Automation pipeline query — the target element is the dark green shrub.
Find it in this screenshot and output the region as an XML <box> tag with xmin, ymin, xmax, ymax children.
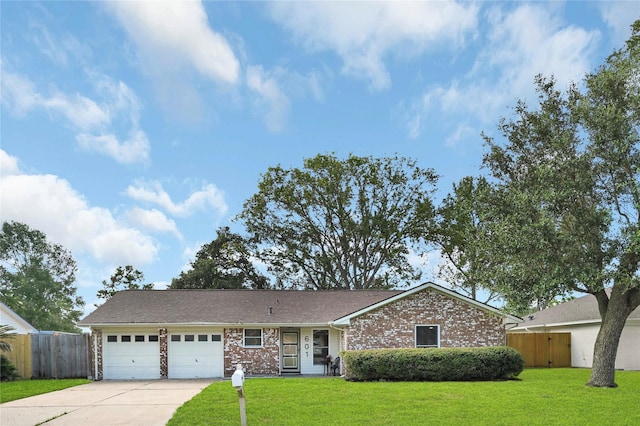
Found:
<box><xmin>340</xmin><ymin>346</ymin><xmax>524</xmax><ymax>382</ymax></box>
<box><xmin>1</xmin><ymin>355</ymin><xmax>20</xmax><ymax>381</ymax></box>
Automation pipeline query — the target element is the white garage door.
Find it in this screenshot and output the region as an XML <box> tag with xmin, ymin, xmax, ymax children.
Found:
<box><xmin>168</xmin><ymin>332</ymin><xmax>224</xmax><ymax>378</ymax></box>
<box><xmin>103</xmin><ymin>333</ymin><xmax>160</xmax><ymax>380</ymax></box>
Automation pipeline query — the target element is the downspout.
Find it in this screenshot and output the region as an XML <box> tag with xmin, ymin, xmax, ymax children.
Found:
<box><xmin>328</xmin><ymin>321</ymin><xmax>348</xmax><ymax>374</ymax></box>
<box><xmin>328</xmin><ymin>321</ymin><xmax>347</xmax><ymax>351</ymax></box>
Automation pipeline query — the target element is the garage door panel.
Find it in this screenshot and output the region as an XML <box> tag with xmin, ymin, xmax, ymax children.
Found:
<box><xmin>104</xmin><ymin>334</ymin><xmax>160</xmax><ymax>380</ymax></box>
<box><xmin>168</xmin><ymin>333</ymin><xmax>223</xmax><ymax>378</ymax></box>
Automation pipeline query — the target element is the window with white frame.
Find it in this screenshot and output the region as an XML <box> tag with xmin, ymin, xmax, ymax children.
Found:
<box><xmin>244</xmin><ymin>329</ymin><xmax>262</xmax><ymax>347</ymax></box>
<box><xmin>415</xmin><ymin>325</ymin><xmax>439</xmax><ymax>348</ymax></box>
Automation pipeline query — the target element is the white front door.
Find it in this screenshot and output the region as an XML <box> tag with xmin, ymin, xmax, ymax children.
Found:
<box><xmin>103</xmin><ymin>333</ymin><xmax>160</xmax><ymax>380</ymax></box>
<box><xmin>168</xmin><ymin>332</ymin><xmax>223</xmax><ymax>378</ymax></box>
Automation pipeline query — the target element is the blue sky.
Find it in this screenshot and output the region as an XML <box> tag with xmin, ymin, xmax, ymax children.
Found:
<box><xmin>1</xmin><ymin>1</ymin><xmax>637</xmax><ymax>316</ymax></box>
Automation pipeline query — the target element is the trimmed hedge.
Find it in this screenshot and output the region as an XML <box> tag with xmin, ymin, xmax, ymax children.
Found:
<box><xmin>340</xmin><ymin>346</ymin><xmax>524</xmax><ymax>382</ymax></box>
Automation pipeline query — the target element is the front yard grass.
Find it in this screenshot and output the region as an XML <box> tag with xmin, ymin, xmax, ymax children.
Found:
<box><xmin>168</xmin><ymin>369</ymin><xmax>640</xmax><ymax>425</ymax></box>
<box><xmin>0</xmin><ymin>378</ymin><xmax>90</xmax><ymax>403</ymax></box>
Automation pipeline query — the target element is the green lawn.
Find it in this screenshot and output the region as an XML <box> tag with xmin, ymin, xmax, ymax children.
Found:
<box><xmin>0</xmin><ymin>378</ymin><xmax>91</xmax><ymax>403</ymax></box>
<box><xmin>168</xmin><ymin>369</ymin><xmax>640</xmax><ymax>426</ymax></box>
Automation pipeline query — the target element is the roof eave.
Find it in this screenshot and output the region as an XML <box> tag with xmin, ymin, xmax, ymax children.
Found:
<box><xmin>80</xmin><ymin>321</ymin><xmax>334</xmax><ymax>328</ymax></box>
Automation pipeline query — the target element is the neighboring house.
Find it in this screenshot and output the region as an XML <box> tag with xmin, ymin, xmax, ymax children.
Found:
<box><xmin>79</xmin><ymin>282</ymin><xmax>522</xmax><ymax>380</ymax></box>
<box><xmin>1</xmin><ymin>302</ymin><xmax>38</xmax><ymax>334</ymax></box>
<box><xmin>509</xmin><ymin>291</ymin><xmax>640</xmax><ymax>370</ymax></box>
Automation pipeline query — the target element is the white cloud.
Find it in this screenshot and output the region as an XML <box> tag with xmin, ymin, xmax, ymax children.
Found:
<box><xmin>246</xmin><ymin>65</ymin><xmax>290</xmax><ymax>132</ymax></box>
<box><xmin>0</xmin><ymin>150</ymin><xmax>159</xmax><ymax>266</ymax></box>
<box><xmin>126</xmin><ymin>208</ymin><xmax>182</xmax><ymax>240</ymax></box>
<box><xmin>246</xmin><ymin>65</ymin><xmax>325</xmax><ymax>132</ymax></box>
<box><xmin>0</xmin><ymin>66</ymin><xmax>150</xmax><ymax>164</ymax></box>
<box><xmin>483</xmin><ymin>5</ymin><xmax>598</xmax><ymax>91</ymax></box>
<box><xmin>104</xmin><ymin>0</ymin><xmax>240</xmax><ymax>119</ymax></box>
<box><xmin>0</xmin><ymin>150</ymin><xmax>20</xmax><ymax>176</ymax></box>
<box><xmin>1</xmin><ymin>67</ymin><xmax>109</xmax><ymax>130</ymax></box>
<box><xmin>76</xmin><ymin>130</ymin><xmax>150</xmax><ymax>165</ymax></box>
<box><xmin>405</xmin><ymin>4</ymin><xmax>599</xmax><ymax>139</ymax></box>
<box><xmin>29</xmin><ymin>21</ymin><xmax>89</xmax><ymax>67</ymax></box>
<box><xmin>106</xmin><ymin>0</ymin><xmax>239</xmax><ymax>85</ymax></box>
<box><xmin>0</xmin><ymin>68</ymin><xmax>44</xmax><ymax>115</ymax></box>
<box><xmin>268</xmin><ymin>1</ymin><xmax>478</xmax><ymax>91</ymax></box>
<box><xmin>42</xmin><ymin>91</ymin><xmax>111</xmax><ymax>131</ymax></box>
<box><xmin>125</xmin><ymin>180</ymin><xmax>228</xmax><ymax>217</ymax></box>
<box><xmin>598</xmin><ymin>1</ymin><xmax>638</xmax><ymax>46</ymax></box>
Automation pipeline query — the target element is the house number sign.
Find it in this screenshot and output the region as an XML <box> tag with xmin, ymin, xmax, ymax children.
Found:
<box><xmin>304</xmin><ymin>336</ymin><xmax>310</xmax><ymax>356</ymax></box>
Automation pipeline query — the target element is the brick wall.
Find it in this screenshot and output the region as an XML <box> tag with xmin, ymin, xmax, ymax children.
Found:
<box><xmin>95</xmin><ymin>329</ymin><xmax>103</xmax><ymax>380</ymax></box>
<box><xmin>346</xmin><ymin>288</ymin><xmax>505</xmax><ymax>350</ymax></box>
<box><xmin>159</xmin><ymin>328</ymin><xmax>168</xmax><ymax>378</ymax></box>
<box><xmin>224</xmin><ymin>327</ymin><xmax>280</xmax><ymax>376</ymax></box>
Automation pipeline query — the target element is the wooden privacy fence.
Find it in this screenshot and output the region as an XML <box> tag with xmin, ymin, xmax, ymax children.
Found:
<box><xmin>507</xmin><ymin>332</ymin><xmax>571</xmax><ymax>368</ymax></box>
<box><xmin>1</xmin><ymin>333</ymin><xmax>91</xmax><ymax>379</ymax></box>
<box><xmin>1</xmin><ymin>334</ymin><xmax>32</xmax><ymax>378</ymax></box>
<box><xmin>31</xmin><ymin>333</ymin><xmax>91</xmax><ymax>379</ymax></box>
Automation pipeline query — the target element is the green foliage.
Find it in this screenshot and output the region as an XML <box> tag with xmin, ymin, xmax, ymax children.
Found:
<box><xmin>478</xmin><ymin>20</ymin><xmax>640</xmax><ymax>387</ymax></box>
<box><xmin>434</xmin><ymin>176</ymin><xmax>500</xmax><ymax>303</ymax></box>
<box><xmin>0</xmin><ymin>221</ymin><xmax>83</xmax><ymax>332</ymax></box>
<box><xmin>0</xmin><ymin>378</ymin><xmax>90</xmax><ymax>403</ymax></box>
<box><xmin>340</xmin><ymin>347</ymin><xmax>524</xmax><ymax>382</ymax></box>
<box><xmin>0</xmin><ymin>324</ymin><xmax>16</xmax><ymax>352</ymax></box>
<box><xmin>96</xmin><ymin>265</ymin><xmax>152</xmax><ymax>303</ymax></box>
<box><xmin>237</xmin><ymin>153</ymin><xmax>438</xmax><ymax>289</ymax></box>
<box><xmin>167</xmin><ymin>370</ymin><xmax>640</xmax><ymax>426</ymax></box>
<box><xmin>170</xmin><ymin>227</ymin><xmax>270</xmax><ymax>289</ymax></box>
<box><xmin>0</xmin><ymin>355</ymin><xmax>20</xmax><ymax>381</ymax></box>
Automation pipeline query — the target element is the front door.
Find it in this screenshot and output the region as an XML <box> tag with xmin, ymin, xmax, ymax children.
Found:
<box><xmin>281</xmin><ymin>330</ymin><xmax>300</xmax><ymax>373</ymax></box>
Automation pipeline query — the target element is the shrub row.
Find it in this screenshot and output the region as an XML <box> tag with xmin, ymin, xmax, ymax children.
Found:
<box><xmin>340</xmin><ymin>346</ymin><xmax>524</xmax><ymax>382</ymax></box>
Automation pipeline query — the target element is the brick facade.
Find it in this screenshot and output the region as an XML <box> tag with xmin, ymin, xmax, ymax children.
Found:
<box><xmin>91</xmin><ymin>329</ymin><xmax>103</xmax><ymax>380</ymax></box>
<box><xmin>159</xmin><ymin>328</ymin><xmax>168</xmax><ymax>378</ymax></box>
<box><xmin>346</xmin><ymin>288</ymin><xmax>506</xmax><ymax>350</ymax></box>
<box><xmin>224</xmin><ymin>327</ymin><xmax>280</xmax><ymax>376</ymax></box>
<box><xmin>88</xmin><ymin>286</ymin><xmax>511</xmax><ymax>379</ymax></box>
<box><xmin>95</xmin><ymin>330</ymin><xmax>103</xmax><ymax>380</ymax></box>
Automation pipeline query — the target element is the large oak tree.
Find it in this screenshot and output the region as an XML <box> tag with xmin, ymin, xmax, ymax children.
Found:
<box><xmin>237</xmin><ymin>153</ymin><xmax>438</xmax><ymax>290</ymax></box>
<box><xmin>481</xmin><ymin>21</ymin><xmax>640</xmax><ymax>387</ymax></box>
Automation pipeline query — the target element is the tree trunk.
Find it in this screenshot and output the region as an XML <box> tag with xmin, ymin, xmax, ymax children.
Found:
<box><xmin>586</xmin><ymin>288</ymin><xmax>635</xmax><ymax>387</ymax></box>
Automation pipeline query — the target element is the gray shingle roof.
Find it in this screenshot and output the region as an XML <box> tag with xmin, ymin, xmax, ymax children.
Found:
<box><xmin>79</xmin><ymin>289</ymin><xmax>403</xmax><ymax>326</ymax></box>
<box><xmin>513</xmin><ymin>290</ymin><xmax>640</xmax><ymax>329</ymax></box>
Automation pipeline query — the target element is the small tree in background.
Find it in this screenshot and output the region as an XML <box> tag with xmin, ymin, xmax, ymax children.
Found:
<box><xmin>97</xmin><ymin>265</ymin><xmax>153</xmax><ymax>304</ymax></box>
<box><xmin>170</xmin><ymin>227</ymin><xmax>270</xmax><ymax>289</ymax></box>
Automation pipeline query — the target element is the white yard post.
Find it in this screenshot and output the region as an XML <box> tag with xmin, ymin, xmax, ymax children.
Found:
<box><xmin>231</xmin><ymin>363</ymin><xmax>247</xmax><ymax>426</ymax></box>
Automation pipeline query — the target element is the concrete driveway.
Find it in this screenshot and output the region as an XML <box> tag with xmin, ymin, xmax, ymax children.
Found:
<box><xmin>0</xmin><ymin>379</ymin><xmax>216</xmax><ymax>426</ymax></box>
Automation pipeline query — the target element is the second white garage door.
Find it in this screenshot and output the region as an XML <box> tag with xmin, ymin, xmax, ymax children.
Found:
<box><xmin>168</xmin><ymin>332</ymin><xmax>224</xmax><ymax>378</ymax></box>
